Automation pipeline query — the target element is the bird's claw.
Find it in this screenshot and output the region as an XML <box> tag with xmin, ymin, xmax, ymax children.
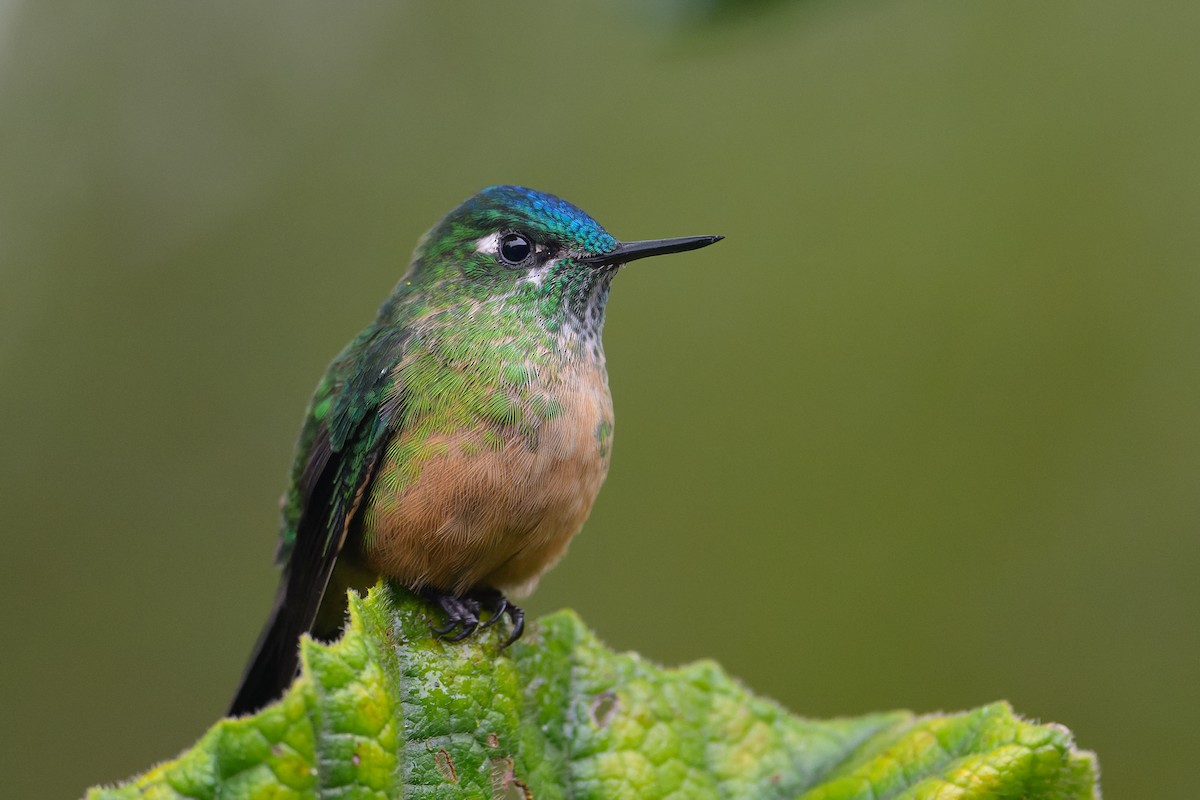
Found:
<box><xmin>474</xmin><ymin>589</ymin><xmax>524</xmax><ymax>647</ymax></box>
<box><xmin>499</xmin><ymin>604</ymin><xmax>524</xmax><ymax>648</ymax></box>
<box><xmin>427</xmin><ymin>593</ymin><xmax>481</xmax><ymax>640</ymax></box>
<box><xmin>422</xmin><ymin>587</ymin><xmax>525</xmax><ymax>647</ymax></box>
<box><xmin>478</xmin><ymin>594</ymin><xmax>508</xmax><ymax>629</ymax></box>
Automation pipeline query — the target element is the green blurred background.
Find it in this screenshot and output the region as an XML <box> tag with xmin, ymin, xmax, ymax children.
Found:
<box><xmin>2</xmin><ymin>2</ymin><xmax>1196</xmax><ymax>796</ymax></box>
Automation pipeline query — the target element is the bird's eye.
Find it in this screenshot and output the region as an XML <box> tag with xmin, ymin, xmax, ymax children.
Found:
<box><xmin>499</xmin><ymin>232</ymin><xmax>533</xmax><ymax>266</ymax></box>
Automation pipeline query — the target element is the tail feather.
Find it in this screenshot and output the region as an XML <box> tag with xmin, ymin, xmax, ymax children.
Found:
<box><xmin>227</xmin><ymin>583</ymin><xmax>299</xmax><ymax>716</ymax></box>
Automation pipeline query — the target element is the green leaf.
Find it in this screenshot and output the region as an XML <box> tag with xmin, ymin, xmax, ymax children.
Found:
<box><xmin>87</xmin><ymin>584</ymin><xmax>1099</xmax><ymax>799</ymax></box>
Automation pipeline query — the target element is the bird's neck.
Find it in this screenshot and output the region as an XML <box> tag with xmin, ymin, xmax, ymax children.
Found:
<box><xmin>386</xmin><ymin>272</ymin><xmax>614</xmax><ymax>371</ymax></box>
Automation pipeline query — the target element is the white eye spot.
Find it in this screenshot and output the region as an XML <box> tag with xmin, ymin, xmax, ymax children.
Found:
<box><xmin>475</xmin><ymin>232</ymin><xmax>500</xmax><ymax>255</ymax></box>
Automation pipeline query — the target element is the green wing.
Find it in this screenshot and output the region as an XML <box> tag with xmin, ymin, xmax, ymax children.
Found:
<box><xmin>228</xmin><ymin>322</ymin><xmax>410</xmax><ymax>715</ymax></box>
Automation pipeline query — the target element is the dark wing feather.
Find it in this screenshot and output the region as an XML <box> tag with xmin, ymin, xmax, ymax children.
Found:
<box><xmin>228</xmin><ymin>326</ymin><xmax>408</xmax><ymax>715</ymax></box>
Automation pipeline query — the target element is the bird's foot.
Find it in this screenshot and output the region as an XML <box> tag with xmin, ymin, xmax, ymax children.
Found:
<box><xmin>420</xmin><ymin>587</ymin><xmax>525</xmax><ymax>648</ymax></box>
<box><xmin>471</xmin><ymin>588</ymin><xmax>525</xmax><ymax>648</ymax></box>
<box><xmin>422</xmin><ymin>589</ymin><xmax>482</xmax><ymax>641</ymax></box>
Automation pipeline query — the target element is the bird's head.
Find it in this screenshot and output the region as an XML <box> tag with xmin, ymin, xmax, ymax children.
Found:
<box><xmin>398</xmin><ymin>185</ymin><xmax>721</xmax><ymax>332</ymax></box>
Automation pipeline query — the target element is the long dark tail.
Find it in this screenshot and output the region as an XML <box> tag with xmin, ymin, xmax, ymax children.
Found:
<box><xmin>227</xmin><ymin>582</ymin><xmax>300</xmax><ymax>716</ymax></box>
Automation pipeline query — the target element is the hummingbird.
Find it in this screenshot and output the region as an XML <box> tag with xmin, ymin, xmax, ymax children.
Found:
<box><xmin>228</xmin><ymin>185</ymin><xmax>722</xmax><ymax>715</ymax></box>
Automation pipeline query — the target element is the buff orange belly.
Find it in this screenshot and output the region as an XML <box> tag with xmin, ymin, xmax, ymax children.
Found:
<box><xmin>359</xmin><ymin>372</ymin><xmax>613</xmax><ymax>597</ymax></box>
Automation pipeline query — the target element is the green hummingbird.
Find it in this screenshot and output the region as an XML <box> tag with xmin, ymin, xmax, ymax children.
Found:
<box><xmin>229</xmin><ymin>185</ymin><xmax>722</xmax><ymax>715</ymax></box>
